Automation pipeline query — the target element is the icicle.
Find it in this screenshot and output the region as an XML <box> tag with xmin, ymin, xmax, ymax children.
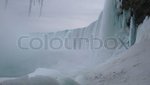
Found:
<box><xmin>129</xmin><ymin>16</ymin><xmax>136</xmax><ymax>46</ymax></box>
<box><xmin>28</xmin><ymin>0</ymin><xmax>33</xmax><ymax>16</ymax></box>
<box><xmin>38</xmin><ymin>0</ymin><xmax>41</xmax><ymax>5</ymax></box>
<box><xmin>28</xmin><ymin>0</ymin><xmax>44</xmax><ymax>16</ymax></box>
<box><xmin>39</xmin><ymin>0</ymin><xmax>44</xmax><ymax>17</ymax></box>
<box><xmin>33</xmin><ymin>0</ymin><xmax>36</xmax><ymax>6</ymax></box>
<box><xmin>122</xmin><ymin>11</ymin><xmax>126</xmax><ymax>29</ymax></box>
<box><xmin>5</xmin><ymin>0</ymin><xmax>8</xmax><ymax>9</ymax></box>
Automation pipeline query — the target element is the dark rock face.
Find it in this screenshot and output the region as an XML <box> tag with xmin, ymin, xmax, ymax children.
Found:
<box><xmin>122</xmin><ymin>0</ymin><xmax>150</xmax><ymax>25</ymax></box>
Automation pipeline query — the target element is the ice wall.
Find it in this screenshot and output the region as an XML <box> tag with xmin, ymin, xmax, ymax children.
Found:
<box><xmin>100</xmin><ymin>0</ymin><xmax>129</xmax><ymax>39</ymax></box>
<box><xmin>100</xmin><ymin>0</ymin><xmax>120</xmax><ymax>38</ymax></box>
<box><xmin>48</xmin><ymin>12</ymin><xmax>103</xmax><ymax>50</ymax></box>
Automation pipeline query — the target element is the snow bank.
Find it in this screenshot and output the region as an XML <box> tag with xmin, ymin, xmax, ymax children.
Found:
<box><xmin>76</xmin><ymin>39</ymin><xmax>150</xmax><ymax>85</ymax></box>
<box><xmin>136</xmin><ymin>17</ymin><xmax>150</xmax><ymax>43</ymax></box>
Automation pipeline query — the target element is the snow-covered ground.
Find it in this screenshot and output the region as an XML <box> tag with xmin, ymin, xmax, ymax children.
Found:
<box><xmin>76</xmin><ymin>40</ymin><xmax>150</xmax><ymax>85</ymax></box>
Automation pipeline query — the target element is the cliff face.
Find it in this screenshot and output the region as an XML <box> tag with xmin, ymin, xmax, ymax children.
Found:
<box><xmin>122</xmin><ymin>0</ymin><xmax>150</xmax><ymax>25</ymax></box>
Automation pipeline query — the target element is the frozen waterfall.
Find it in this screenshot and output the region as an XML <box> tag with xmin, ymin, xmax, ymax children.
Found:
<box><xmin>1</xmin><ymin>0</ymin><xmax>148</xmax><ymax>85</ymax></box>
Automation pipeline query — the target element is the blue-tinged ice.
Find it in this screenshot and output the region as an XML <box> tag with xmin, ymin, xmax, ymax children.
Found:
<box><xmin>129</xmin><ymin>16</ymin><xmax>136</xmax><ymax>46</ymax></box>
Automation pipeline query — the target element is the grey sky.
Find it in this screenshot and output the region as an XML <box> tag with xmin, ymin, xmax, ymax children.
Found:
<box><xmin>0</xmin><ymin>0</ymin><xmax>105</xmax><ymax>32</ymax></box>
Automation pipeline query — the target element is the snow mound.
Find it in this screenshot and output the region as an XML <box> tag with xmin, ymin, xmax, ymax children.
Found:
<box><xmin>136</xmin><ymin>17</ymin><xmax>150</xmax><ymax>43</ymax></box>
<box><xmin>76</xmin><ymin>39</ymin><xmax>150</xmax><ymax>85</ymax></box>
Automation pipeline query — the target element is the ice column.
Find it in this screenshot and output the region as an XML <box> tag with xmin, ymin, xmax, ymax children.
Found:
<box><xmin>28</xmin><ymin>0</ymin><xmax>44</xmax><ymax>16</ymax></box>
<box><xmin>5</xmin><ymin>0</ymin><xmax>8</xmax><ymax>9</ymax></box>
<box><xmin>100</xmin><ymin>0</ymin><xmax>118</xmax><ymax>38</ymax></box>
<box><xmin>100</xmin><ymin>0</ymin><xmax>126</xmax><ymax>39</ymax></box>
<box><xmin>129</xmin><ymin>16</ymin><xmax>136</xmax><ymax>46</ymax></box>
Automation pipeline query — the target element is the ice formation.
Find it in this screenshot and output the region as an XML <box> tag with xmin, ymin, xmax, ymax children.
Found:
<box><xmin>129</xmin><ymin>16</ymin><xmax>136</xmax><ymax>46</ymax></box>
<box><xmin>4</xmin><ymin>0</ymin><xmax>8</xmax><ymax>9</ymax></box>
<box><xmin>0</xmin><ymin>0</ymin><xmax>150</xmax><ymax>85</ymax></box>
<box><xmin>28</xmin><ymin>0</ymin><xmax>44</xmax><ymax>16</ymax></box>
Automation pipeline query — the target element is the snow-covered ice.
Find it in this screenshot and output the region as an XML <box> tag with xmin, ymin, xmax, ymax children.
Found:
<box><xmin>76</xmin><ymin>33</ymin><xmax>150</xmax><ymax>85</ymax></box>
